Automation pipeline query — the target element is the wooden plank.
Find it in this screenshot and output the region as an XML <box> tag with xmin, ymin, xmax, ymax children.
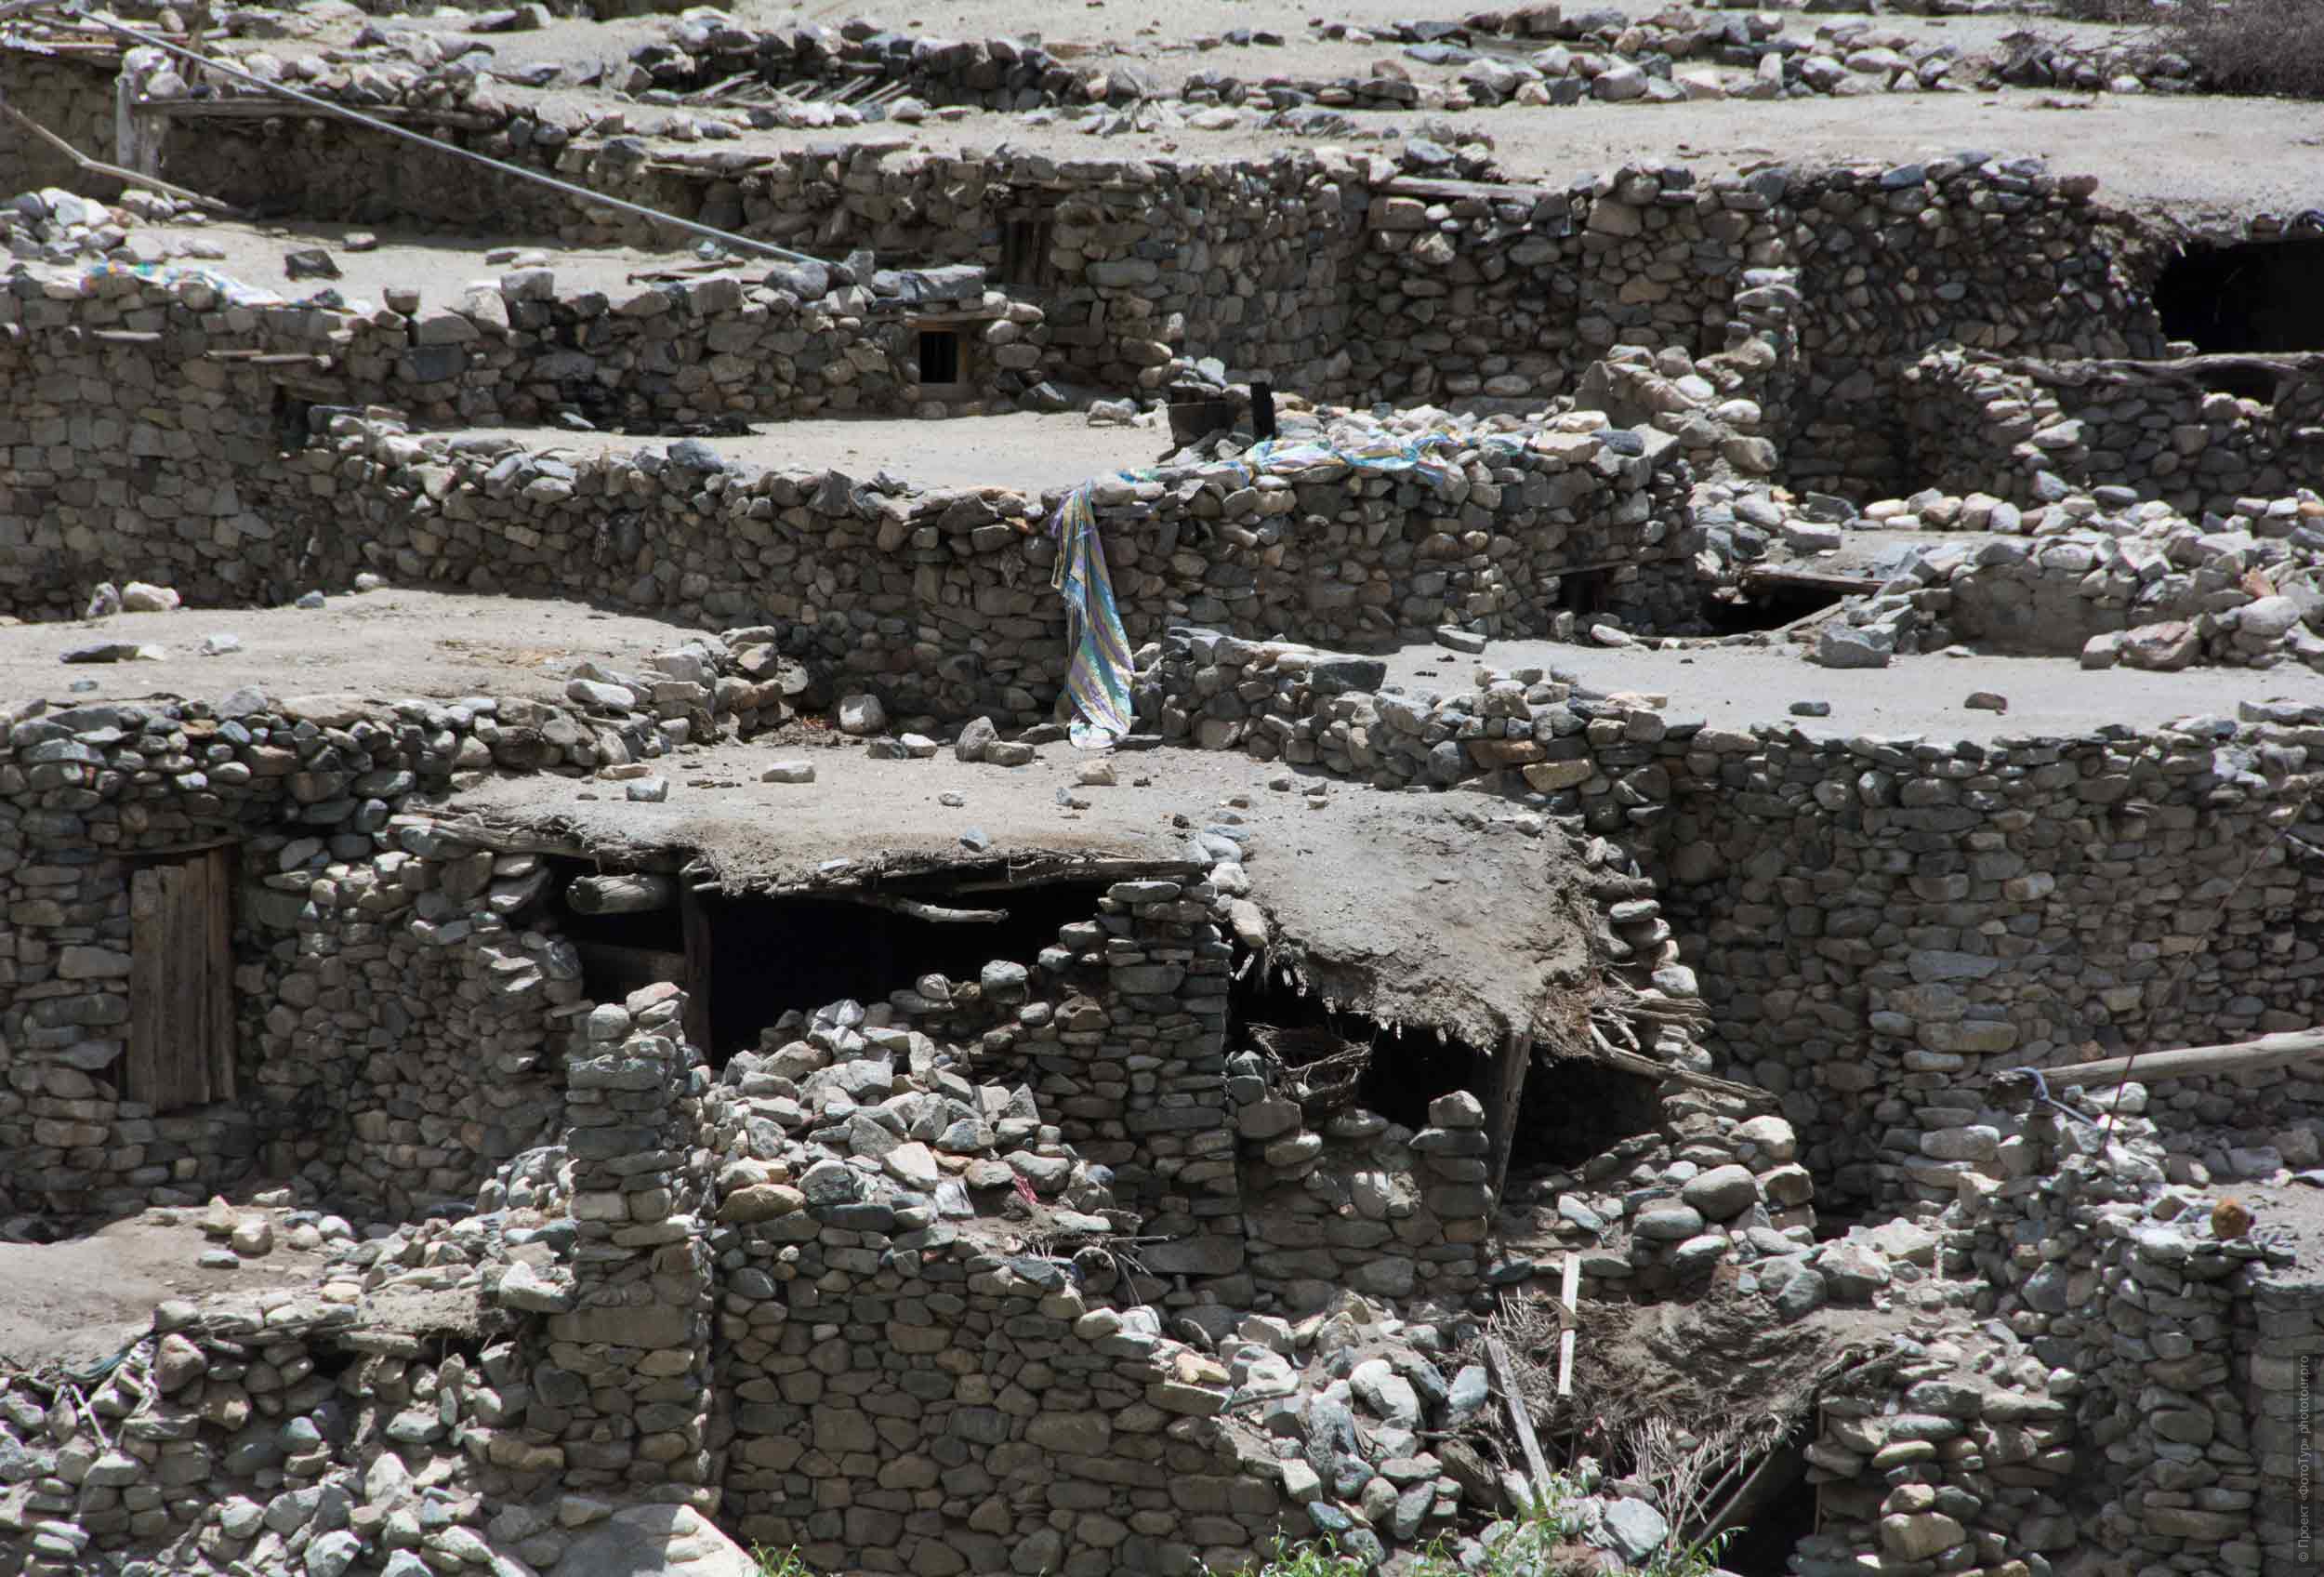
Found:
<box><xmin>1556</xmin><ymin>1252</ymin><xmax>1579</xmax><ymax>1399</ymax></box>
<box><xmin>144</xmin><ymin>864</ymin><xmax>187</xmax><ymax>1109</ymax></box>
<box><xmin>1738</xmin><ymin>564</ymin><xmax>1883</xmax><ymax>597</ymax></box>
<box><xmin>680</xmin><ymin>882</ymin><xmax>714</xmax><ymax>1056</ymax></box>
<box><xmin>126</xmin><ymin>866</ymin><xmax>165</xmax><ymax>1107</ymax></box>
<box><xmin>1485</xmin><ymin>1335</ymin><xmax>1554</xmax><ymax>1514</ymax></box>
<box><xmin>1996</xmin><ymin>1027</ymin><xmax>2324</xmax><ymax>1093</ymax></box>
<box><xmin>170</xmin><ymin>862</ymin><xmax>213</xmax><ymax>1108</ymax></box>
<box><xmin>205</xmin><ymin>848</ymin><xmax>237</xmax><ymax>1103</ymax></box>
<box><xmin>1484</xmin><ymin>1030</ymin><xmax>1531</xmax><ymax>1204</ymax></box>
<box><xmin>1589</xmin><ymin>1041</ymin><xmax>1778</xmax><ymax>1108</ymax></box>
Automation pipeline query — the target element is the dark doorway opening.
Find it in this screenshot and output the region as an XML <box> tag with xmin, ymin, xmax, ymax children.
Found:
<box><xmin>543</xmin><ymin>863</ymin><xmax>1116</xmax><ymax>1066</ymax></box>
<box><xmin>1709</xmin><ymin>1443</ymin><xmax>1818</xmax><ymax>1577</ymax></box>
<box><xmin>1559</xmin><ymin>568</ymin><xmax>1612</xmax><ymax>618</ymax></box>
<box><xmin>1507</xmin><ymin>1054</ymin><xmax>1662</xmax><ymax>1172</ymax></box>
<box><xmin>2157</xmin><ymin>240</ymin><xmax>2324</xmax><ymax>353</ymax></box>
<box><xmin>1702</xmin><ymin>581</ymin><xmax>1848</xmax><ymax>634</ymax></box>
<box><xmin>691</xmin><ymin>880</ymin><xmax>1112</xmax><ymax>1063</ymax></box>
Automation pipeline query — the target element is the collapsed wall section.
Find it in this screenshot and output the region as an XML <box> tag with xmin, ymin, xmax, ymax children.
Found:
<box><xmin>1781</xmin><ymin>158</ymin><xmax>2158</xmax><ymax>495</ymax></box>
<box><xmin>1904</xmin><ymin>347</ymin><xmax>2324</xmax><ymax>519</ymax></box>
<box><xmin>1138</xmin><ymin>639</ymin><xmax>2321</xmax><ymax>1217</ymax></box>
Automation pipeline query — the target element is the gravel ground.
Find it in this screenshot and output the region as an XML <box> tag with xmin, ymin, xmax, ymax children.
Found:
<box><xmin>0</xmin><ymin>589</ymin><xmax>721</xmax><ymax>709</ymax></box>
<box><xmin>139</xmin><ymin>221</ymin><xmax>721</xmax><ymax>311</ymax></box>
<box><xmin>179</xmin><ymin>0</ymin><xmax>2324</xmax><ymax>228</ymax></box>
<box><xmin>448</xmin><ymin>412</ymin><xmax>1175</xmax><ymax>495</ymax></box>
<box><xmin>0</xmin><ymin>1213</ymin><xmax>332</xmax><ymax>1369</ymax></box>
<box><xmin>1377</xmin><ymin>639</ymin><xmax>2324</xmax><ymax>744</ymax></box>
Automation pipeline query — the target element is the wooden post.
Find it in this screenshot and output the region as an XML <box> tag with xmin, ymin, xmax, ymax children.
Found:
<box><xmin>113</xmin><ymin>54</ymin><xmax>158</xmax><ymax>183</ymax></box>
<box><xmin>1485</xmin><ymin>1030</ymin><xmax>1532</xmax><ymax>1204</ymax></box>
<box><xmin>1556</xmin><ymin>1251</ymin><xmax>1579</xmax><ymax>1399</ymax></box>
<box><xmin>1485</xmin><ymin>1336</ymin><xmax>1554</xmax><ymax>1513</ymax></box>
<box><xmin>1996</xmin><ymin>1027</ymin><xmax>2324</xmax><ymax>1093</ymax></box>
<box><xmin>679</xmin><ymin>881</ymin><xmax>713</xmax><ymax>1057</ymax></box>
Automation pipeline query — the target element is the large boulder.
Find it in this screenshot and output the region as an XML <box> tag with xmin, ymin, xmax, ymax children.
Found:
<box><xmin>560</xmin><ymin>1504</ymin><xmax>759</xmax><ymax>1577</ymax></box>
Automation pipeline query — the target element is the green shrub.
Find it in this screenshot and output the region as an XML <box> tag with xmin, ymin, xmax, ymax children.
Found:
<box><xmin>753</xmin><ymin>1546</ymin><xmax>814</xmax><ymax>1577</ymax></box>
<box><xmin>1244</xmin><ymin>1534</ymin><xmax>1375</xmax><ymax>1577</ymax></box>
<box><xmin>2161</xmin><ymin>0</ymin><xmax>2324</xmax><ymax>96</ymax></box>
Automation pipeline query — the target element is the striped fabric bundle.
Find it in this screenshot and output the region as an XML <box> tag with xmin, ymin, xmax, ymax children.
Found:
<box><xmin>1048</xmin><ymin>480</ymin><xmax>1137</xmax><ymax>749</ymax></box>
<box><xmin>1044</xmin><ymin>425</ymin><xmax>1506</xmax><ymax>747</ymax></box>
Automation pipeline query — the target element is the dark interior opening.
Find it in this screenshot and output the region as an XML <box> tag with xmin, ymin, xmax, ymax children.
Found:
<box><xmin>1710</xmin><ymin>1443</ymin><xmax>1818</xmax><ymax>1577</ymax></box>
<box><xmin>541</xmin><ymin>863</ymin><xmax>1113</xmax><ymax>1066</ymax></box>
<box><xmin>1228</xmin><ymin>960</ymin><xmax>1485</xmax><ymax>1129</ymax></box>
<box><xmin>1559</xmin><ymin>569</ymin><xmax>1611</xmax><ymax>618</ymax></box>
<box><xmin>2157</xmin><ymin>240</ymin><xmax>2324</xmax><ymax>353</ymax></box>
<box><xmin>1507</xmin><ymin>1054</ymin><xmax>1663</xmax><ymax>1172</ymax></box>
<box><xmin>918</xmin><ymin>328</ymin><xmax>962</xmax><ymax>385</ymax></box>
<box><xmin>1001</xmin><ymin>213</ymin><xmax>1058</xmax><ymax>288</ymax></box>
<box><xmin>693</xmin><ymin>880</ymin><xmax>1112</xmax><ymax>1062</ymax></box>
<box><xmin>542</xmin><ymin>859</ymin><xmax>691</xmax><ymax>1022</ymax></box>
<box><xmin>1702</xmin><ymin>581</ymin><xmax>1848</xmax><ymax>634</ymax></box>
<box><xmin>2194</xmin><ymin>362</ymin><xmax>2283</xmax><ymax>404</ymax></box>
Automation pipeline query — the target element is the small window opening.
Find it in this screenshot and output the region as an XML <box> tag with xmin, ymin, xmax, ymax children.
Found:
<box><xmin>2195</xmin><ymin>362</ymin><xmax>2282</xmax><ymax>404</ymax></box>
<box><xmin>1002</xmin><ymin>213</ymin><xmax>1059</xmax><ymax>288</ymax></box>
<box><xmin>918</xmin><ymin>328</ymin><xmax>962</xmax><ymax>387</ymax></box>
<box><xmin>2157</xmin><ymin>239</ymin><xmax>2324</xmax><ymax>353</ymax></box>
<box><xmin>273</xmin><ymin>389</ymin><xmax>315</xmax><ymax>453</ymax></box>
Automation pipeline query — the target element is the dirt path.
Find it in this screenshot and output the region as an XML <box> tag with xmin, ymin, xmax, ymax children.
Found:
<box><xmin>0</xmin><ymin>588</ymin><xmax>730</xmax><ymax>709</ymax></box>
<box><xmin>0</xmin><ymin>1213</ymin><xmax>331</xmax><ymax>1369</ymax></box>
<box><xmin>451</xmin><ymin>413</ymin><xmax>1170</xmax><ymax>495</ymax></box>
<box><xmin>1377</xmin><ymin>641</ymin><xmax>2321</xmax><ymax>746</ymax></box>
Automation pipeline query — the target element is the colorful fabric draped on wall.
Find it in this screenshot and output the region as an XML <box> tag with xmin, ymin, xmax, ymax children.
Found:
<box><xmin>1043</xmin><ymin>426</ymin><xmax>1508</xmax><ymax>747</ymax></box>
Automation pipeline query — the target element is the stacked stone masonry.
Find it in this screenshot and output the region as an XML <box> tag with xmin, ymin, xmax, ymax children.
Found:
<box><xmin>1136</xmin><ymin>635</ymin><xmax>2323</xmax><ymax>1218</ymax></box>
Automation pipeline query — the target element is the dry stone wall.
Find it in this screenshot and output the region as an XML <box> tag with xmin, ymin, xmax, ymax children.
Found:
<box><xmin>0</xmin><ymin>51</ymin><xmax>116</xmax><ymax>196</ymax></box>
<box><xmin>0</xmin><ymin>634</ymin><xmax>776</xmax><ymax>1220</ymax></box>
<box><xmin>239</xmin><ymin>816</ymin><xmax>585</xmax><ymax>1223</ymax></box>
<box><xmin>1903</xmin><ymin>348</ymin><xmax>2324</xmax><ymax>520</ymax></box>
<box><xmin>0</xmin><ymin>258</ymin><xmax>1044</xmax><ymax>463</ymax></box>
<box><xmin>0</xmin><ymin>274</ymin><xmax>1697</xmax><ymax>705</ymax></box>
<box><xmin>95</xmin><ymin>86</ymin><xmax>2178</xmax><ymax>458</ymax></box>
<box><xmin>1136</xmin><ymin>635</ymin><xmax>2323</xmax><ymax>1216</ymax></box>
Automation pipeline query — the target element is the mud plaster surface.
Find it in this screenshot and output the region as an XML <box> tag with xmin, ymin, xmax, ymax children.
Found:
<box><xmin>449</xmin><ymin>731</ymin><xmax>1595</xmax><ymax>1048</ymax></box>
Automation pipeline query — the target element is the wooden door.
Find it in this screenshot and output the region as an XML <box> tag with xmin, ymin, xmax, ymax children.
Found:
<box><xmin>126</xmin><ymin>848</ymin><xmax>236</xmax><ymax>1111</ymax></box>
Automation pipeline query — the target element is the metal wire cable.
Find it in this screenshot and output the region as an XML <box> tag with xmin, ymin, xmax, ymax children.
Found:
<box><xmin>41</xmin><ymin>1</ymin><xmax>831</xmax><ymax>267</ymax></box>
